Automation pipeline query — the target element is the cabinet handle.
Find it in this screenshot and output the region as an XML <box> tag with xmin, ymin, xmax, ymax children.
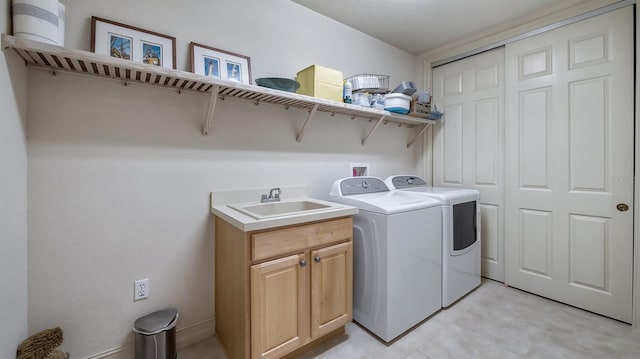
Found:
<box><xmin>314</xmin><ymin>256</ymin><xmax>321</xmax><ymax>263</ymax></box>
<box><xmin>299</xmin><ymin>259</ymin><xmax>306</xmax><ymax>267</ymax></box>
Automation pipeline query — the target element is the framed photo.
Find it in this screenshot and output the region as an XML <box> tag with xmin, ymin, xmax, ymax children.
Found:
<box><xmin>190</xmin><ymin>42</ymin><xmax>252</xmax><ymax>84</ymax></box>
<box><xmin>91</xmin><ymin>16</ymin><xmax>176</xmax><ymax>69</ymax></box>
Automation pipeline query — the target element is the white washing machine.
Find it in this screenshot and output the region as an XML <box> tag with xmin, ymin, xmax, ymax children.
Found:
<box><xmin>329</xmin><ymin>176</ymin><xmax>442</xmax><ymax>342</ymax></box>
<box><xmin>385</xmin><ymin>175</ymin><xmax>481</xmax><ymax>308</ymax></box>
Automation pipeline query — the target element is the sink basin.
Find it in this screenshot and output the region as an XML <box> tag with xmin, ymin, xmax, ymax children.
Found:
<box><xmin>228</xmin><ymin>200</ymin><xmax>332</xmax><ymax>220</ymax></box>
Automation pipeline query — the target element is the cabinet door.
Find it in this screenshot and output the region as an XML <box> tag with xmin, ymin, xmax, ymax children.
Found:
<box><xmin>251</xmin><ymin>253</ymin><xmax>308</xmax><ymax>359</ymax></box>
<box><xmin>310</xmin><ymin>241</ymin><xmax>353</xmax><ymax>338</ymax></box>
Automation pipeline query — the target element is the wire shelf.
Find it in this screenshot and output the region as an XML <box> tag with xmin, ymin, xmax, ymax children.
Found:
<box><xmin>346</xmin><ymin>74</ymin><xmax>389</xmax><ymax>94</ymax></box>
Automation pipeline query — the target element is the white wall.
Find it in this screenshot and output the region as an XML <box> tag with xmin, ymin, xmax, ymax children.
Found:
<box><xmin>64</xmin><ymin>0</ymin><xmax>418</xmax><ymax>83</ymax></box>
<box><xmin>0</xmin><ymin>0</ymin><xmax>29</xmax><ymax>356</ymax></box>
<box><xmin>634</xmin><ymin>2</ymin><xmax>640</xmax><ymax>331</ymax></box>
<box><xmin>27</xmin><ymin>1</ymin><xmax>423</xmax><ymax>357</ymax></box>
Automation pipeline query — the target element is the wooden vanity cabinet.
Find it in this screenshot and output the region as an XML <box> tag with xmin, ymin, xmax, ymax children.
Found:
<box><xmin>215</xmin><ymin>216</ymin><xmax>353</xmax><ymax>359</ymax></box>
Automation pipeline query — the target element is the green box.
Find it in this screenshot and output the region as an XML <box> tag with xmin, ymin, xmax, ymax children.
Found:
<box><xmin>296</xmin><ymin>65</ymin><xmax>344</xmax><ymax>102</ymax></box>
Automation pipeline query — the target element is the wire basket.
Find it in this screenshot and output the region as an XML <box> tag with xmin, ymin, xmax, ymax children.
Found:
<box><xmin>346</xmin><ymin>74</ymin><xmax>390</xmax><ymax>94</ymax></box>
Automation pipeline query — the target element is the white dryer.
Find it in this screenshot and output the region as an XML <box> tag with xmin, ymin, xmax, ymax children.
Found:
<box><xmin>329</xmin><ymin>176</ymin><xmax>442</xmax><ymax>342</ymax></box>
<box><xmin>385</xmin><ymin>175</ymin><xmax>481</xmax><ymax>308</ymax></box>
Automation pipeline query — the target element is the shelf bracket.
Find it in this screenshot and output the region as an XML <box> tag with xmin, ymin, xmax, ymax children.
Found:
<box><xmin>406</xmin><ymin>123</ymin><xmax>431</xmax><ymax>149</ymax></box>
<box><xmin>202</xmin><ymin>85</ymin><xmax>220</xmax><ymax>136</ymax></box>
<box><xmin>362</xmin><ymin>115</ymin><xmax>385</xmax><ymax>146</ymax></box>
<box><xmin>296</xmin><ymin>104</ymin><xmax>319</xmax><ymax>143</ymax></box>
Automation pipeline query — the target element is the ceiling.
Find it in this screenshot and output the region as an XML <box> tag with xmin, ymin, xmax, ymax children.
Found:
<box><xmin>291</xmin><ymin>0</ymin><xmax>590</xmax><ymax>54</ymax></box>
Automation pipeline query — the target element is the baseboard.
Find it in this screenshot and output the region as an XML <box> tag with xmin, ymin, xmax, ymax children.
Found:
<box><xmin>176</xmin><ymin>317</ymin><xmax>216</xmax><ymax>349</ymax></box>
<box><xmin>80</xmin><ymin>317</ymin><xmax>215</xmax><ymax>359</ymax></box>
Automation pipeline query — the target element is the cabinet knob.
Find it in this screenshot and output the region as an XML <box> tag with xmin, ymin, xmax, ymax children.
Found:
<box><xmin>617</xmin><ymin>203</ymin><xmax>629</xmax><ymax>212</ymax></box>
<box><xmin>299</xmin><ymin>259</ymin><xmax>306</xmax><ymax>267</ymax></box>
<box><xmin>314</xmin><ymin>256</ymin><xmax>321</xmax><ymax>263</ymax></box>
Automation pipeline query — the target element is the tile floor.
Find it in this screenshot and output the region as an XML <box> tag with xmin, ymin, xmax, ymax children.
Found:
<box><xmin>179</xmin><ymin>279</ymin><xmax>640</xmax><ymax>358</ymax></box>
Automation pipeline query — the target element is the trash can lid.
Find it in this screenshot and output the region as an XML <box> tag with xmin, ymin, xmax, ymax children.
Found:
<box><xmin>133</xmin><ymin>308</ymin><xmax>178</xmax><ymax>335</ymax></box>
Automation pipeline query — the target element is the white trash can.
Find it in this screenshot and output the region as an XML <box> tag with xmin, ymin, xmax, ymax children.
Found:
<box><xmin>133</xmin><ymin>308</ymin><xmax>178</xmax><ymax>359</ymax></box>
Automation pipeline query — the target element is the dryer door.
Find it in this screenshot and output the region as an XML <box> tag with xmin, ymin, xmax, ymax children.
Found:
<box><xmin>452</xmin><ymin>201</ymin><xmax>478</xmax><ymax>255</ymax></box>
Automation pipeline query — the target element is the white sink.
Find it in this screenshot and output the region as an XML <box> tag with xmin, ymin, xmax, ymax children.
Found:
<box><xmin>228</xmin><ymin>200</ymin><xmax>333</xmax><ymax>220</ymax></box>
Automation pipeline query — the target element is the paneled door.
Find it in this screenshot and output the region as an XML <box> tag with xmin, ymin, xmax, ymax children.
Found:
<box><xmin>504</xmin><ymin>7</ymin><xmax>633</xmax><ymax>322</ymax></box>
<box><xmin>251</xmin><ymin>253</ymin><xmax>308</xmax><ymax>359</ymax></box>
<box><xmin>310</xmin><ymin>242</ymin><xmax>353</xmax><ymax>339</ymax></box>
<box><xmin>433</xmin><ymin>48</ymin><xmax>506</xmax><ymax>281</ymax></box>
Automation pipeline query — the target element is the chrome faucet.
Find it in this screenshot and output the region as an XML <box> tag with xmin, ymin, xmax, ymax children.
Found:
<box><xmin>261</xmin><ymin>187</ymin><xmax>281</xmax><ymax>203</ymax></box>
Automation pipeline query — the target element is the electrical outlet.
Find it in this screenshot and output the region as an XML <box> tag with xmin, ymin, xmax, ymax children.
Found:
<box><xmin>134</xmin><ymin>278</ymin><xmax>149</xmax><ymax>301</ymax></box>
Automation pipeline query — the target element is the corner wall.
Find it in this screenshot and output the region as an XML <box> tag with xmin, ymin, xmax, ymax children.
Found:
<box><xmin>0</xmin><ymin>0</ymin><xmax>29</xmax><ymax>356</ymax></box>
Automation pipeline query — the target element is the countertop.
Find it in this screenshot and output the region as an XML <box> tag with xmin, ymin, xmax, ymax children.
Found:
<box><xmin>211</xmin><ymin>186</ymin><xmax>358</xmax><ymax>232</ymax></box>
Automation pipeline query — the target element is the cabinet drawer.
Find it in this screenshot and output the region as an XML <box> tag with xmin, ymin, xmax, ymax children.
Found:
<box><xmin>251</xmin><ymin>218</ymin><xmax>352</xmax><ymax>261</ymax></box>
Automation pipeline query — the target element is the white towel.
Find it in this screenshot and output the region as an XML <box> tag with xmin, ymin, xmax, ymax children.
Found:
<box><xmin>12</xmin><ymin>0</ymin><xmax>60</xmax><ymax>45</ymax></box>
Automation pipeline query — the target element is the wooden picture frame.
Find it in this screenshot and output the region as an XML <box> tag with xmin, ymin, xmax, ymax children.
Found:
<box><xmin>190</xmin><ymin>42</ymin><xmax>252</xmax><ymax>84</ymax></box>
<box><xmin>90</xmin><ymin>16</ymin><xmax>176</xmax><ymax>69</ymax></box>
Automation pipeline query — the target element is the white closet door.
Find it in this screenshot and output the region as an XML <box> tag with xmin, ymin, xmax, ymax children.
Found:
<box><xmin>432</xmin><ymin>48</ymin><xmax>505</xmax><ymax>281</ymax></box>
<box><xmin>504</xmin><ymin>7</ymin><xmax>633</xmax><ymax>322</ymax></box>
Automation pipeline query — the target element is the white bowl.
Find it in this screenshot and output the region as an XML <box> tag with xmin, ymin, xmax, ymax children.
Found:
<box><xmin>384</xmin><ymin>93</ymin><xmax>411</xmax><ymax>114</ymax></box>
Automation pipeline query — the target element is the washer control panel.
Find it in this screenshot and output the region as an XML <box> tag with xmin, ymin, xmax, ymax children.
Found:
<box><xmin>391</xmin><ymin>175</ymin><xmax>428</xmax><ymax>189</ymax></box>
<box><xmin>340</xmin><ymin>177</ymin><xmax>389</xmax><ymax>195</ymax></box>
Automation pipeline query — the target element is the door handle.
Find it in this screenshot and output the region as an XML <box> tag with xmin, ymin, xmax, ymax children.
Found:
<box><xmin>616</xmin><ymin>203</ymin><xmax>629</xmax><ymax>212</ymax></box>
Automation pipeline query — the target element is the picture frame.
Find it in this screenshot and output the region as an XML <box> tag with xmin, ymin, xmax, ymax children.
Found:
<box><xmin>190</xmin><ymin>42</ymin><xmax>252</xmax><ymax>84</ymax></box>
<box><xmin>90</xmin><ymin>16</ymin><xmax>176</xmax><ymax>69</ymax></box>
